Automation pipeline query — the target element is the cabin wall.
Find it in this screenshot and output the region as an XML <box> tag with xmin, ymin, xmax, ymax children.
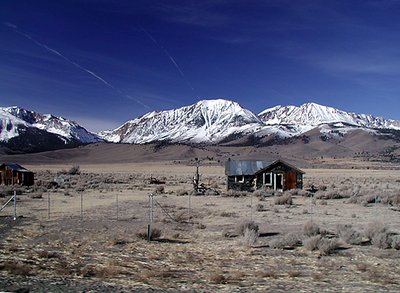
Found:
<box><xmin>0</xmin><ymin>167</ymin><xmax>34</xmax><ymax>186</ymax></box>
<box><xmin>227</xmin><ymin>175</ymin><xmax>256</xmax><ymax>191</ymax></box>
<box><xmin>255</xmin><ymin>165</ymin><xmax>303</xmax><ymax>191</ymax></box>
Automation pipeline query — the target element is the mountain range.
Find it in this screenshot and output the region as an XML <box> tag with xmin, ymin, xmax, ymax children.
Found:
<box><xmin>0</xmin><ymin>106</ymin><xmax>101</xmax><ymax>153</ymax></box>
<box><xmin>1</xmin><ymin>99</ymin><xmax>400</xmax><ymax>153</ymax></box>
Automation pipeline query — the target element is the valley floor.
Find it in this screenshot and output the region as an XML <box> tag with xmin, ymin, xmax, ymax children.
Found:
<box><xmin>1</xmin><ymin>163</ymin><xmax>400</xmax><ymax>292</ymax></box>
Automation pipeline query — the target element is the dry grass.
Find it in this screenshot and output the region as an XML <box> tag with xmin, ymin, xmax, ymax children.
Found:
<box><xmin>2</xmin><ymin>165</ymin><xmax>400</xmax><ymax>291</ymax></box>
<box><xmin>337</xmin><ymin>224</ymin><xmax>363</xmax><ymax>245</ymax></box>
<box><xmin>274</xmin><ymin>194</ymin><xmax>293</xmax><ymax>205</ymax></box>
<box><xmin>235</xmin><ymin>220</ymin><xmax>259</xmax><ymax>236</ymax></box>
<box><xmin>303</xmin><ymin>220</ymin><xmax>320</xmax><ymax>237</ymax></box>
<box><xmin>270</xmin><ymin>233</ymin><xmax>302</xmax><ymax>249</ymax></box>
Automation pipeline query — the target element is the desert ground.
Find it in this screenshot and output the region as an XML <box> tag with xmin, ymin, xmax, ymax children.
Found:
<box><xmin>1</xmin><ymin>159</ymin><xmax>400</xmax><ymax>292</ymax></box>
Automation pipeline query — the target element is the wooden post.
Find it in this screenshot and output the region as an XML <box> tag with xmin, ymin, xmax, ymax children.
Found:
<box><xmin>188</xmin><ymin>191</ymin><xmax>191</xmax><ymax>224</ymax></box>
<box><xmin>80</xmin><ymin>191</ymin><xmax>83</xmax><ymax>220</ymax></box>
<box><xmin>48</xmin><ymin>192</ymin><xmax>50</xmax><ymax>219</ymax></box>
<box><xmin>13</xmin><ymin>190</ymin><xmax>16</xmax><ymax>221</ymax></box>
<box><xmin>116</xmin><ymin>192</ymin><xmax>119</xmax><ymax>221</ymax></box>
<box><xmin>148</xmin><ymin>193</ymin><xmax>154</xmax><ymax>242</ymax></box>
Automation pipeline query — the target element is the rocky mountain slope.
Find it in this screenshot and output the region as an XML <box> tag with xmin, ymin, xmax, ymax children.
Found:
<box><xmin>99</xmin><ymin>99</ymin><xmax>264</xmax><ymax>144</ymax></box>
<box><xmin>2</xmin><ymin>99</ymin><xmax>400</xmax><ymax>153</ymax></box>
<box><xmin>99</xmin><ymin>99</ymin><xmax>400</xmax><ymax>145</ymax></box>
<box><xmin>0</xmin><ymin>106</ymin><xmax>102</xmax><ymax>153</ymax></box>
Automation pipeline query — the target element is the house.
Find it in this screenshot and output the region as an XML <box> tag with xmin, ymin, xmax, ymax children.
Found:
<box><xmin>0</xmin><ymin>163</ymin><xmax>34</xmax><ymax>186</ymax></box>
<box><xmin>254</xmin><ymin>160</ymin><xmax>304</xmax><ymax>191</ymax></box>
<box><xmin>225</xmin><ymin>160</ymin><xmax>270</xmax><ymax>191</ymax></box>
<box><xmin>225</xmin><ymin>159</ymin><xmax>304</xmax><ymax>192</ymax></box>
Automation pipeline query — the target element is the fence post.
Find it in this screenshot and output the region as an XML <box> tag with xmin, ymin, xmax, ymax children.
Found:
<box><xmin>188</xmin><ymin>192</ymin><xmax>191</xmax><ymax>224</ymax></box>
<box><xmin>80</xmin><ymin>191</ymin><xmax>83</xmax><ymax>220</ymax></box>
<box><xmin>148</xmin><ymin>193</ymin><xmax>154</xmax><ymax>242</ymax></box>
<box><xmin>48</xmin><ymin>192</ymin><xmax>50</xmax><ymax>219</ymax></box>
<box><xmin>13</xmin><ymin>190</ymin><xmax>16</xmax><ymax>220</ymax></box>
<box><xmin>116</xmin><ymin>193</ymin><xmax>119</xmax><ymax>221</ymax></box>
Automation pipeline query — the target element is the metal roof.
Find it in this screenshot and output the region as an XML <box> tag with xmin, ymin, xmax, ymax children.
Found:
<box><xmin>225</xmin><ymin>160</ymin><xmax>271</xmax><ymax>176</ymax></box>
<box><xmin>0</xmin><ymin>163</ymin><xmax>32</xmax><ymax>172</ymax></box>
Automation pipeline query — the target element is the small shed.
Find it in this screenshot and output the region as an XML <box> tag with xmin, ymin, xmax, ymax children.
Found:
<box><xmin>225</xmin><ymin>159</ymin><xmax>304</xmax><ymax>192</ymax></box>
<box><xmin>255</xmin><ymin>160</ymin><xmax>305</xmax><ymax>191</ymax></box>
<box><xmin>225</xmin><ymin>160</ymin><xmax>270</xmax><ymax>191</ymax></box>
<box><xmin>0</xmin><ymin>163</ymin><xmax>34</xmax><ymax>186</ymax></box>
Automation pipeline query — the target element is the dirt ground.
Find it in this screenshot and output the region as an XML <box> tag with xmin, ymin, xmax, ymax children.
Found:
<box><xmin>1</xmin><ymin>162</ymin><xmax>400</xmax><ymax>292</ymax></box>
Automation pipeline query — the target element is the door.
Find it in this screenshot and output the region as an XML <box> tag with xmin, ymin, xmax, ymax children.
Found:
<box><xmin>286</xmin><ymin>172</ymin><xmax>297</xmax><ymax>190</ymax></box>
<box><xmin>274</xmin><ymin>173</ymin><xmax>283</xmax><ymax>191</ymax></box>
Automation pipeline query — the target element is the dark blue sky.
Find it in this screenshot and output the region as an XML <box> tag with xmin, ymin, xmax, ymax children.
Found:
<box><xmin>1</xmin><ymin>0</ymin><xmax>400</xmax><ymax>131</ymax></box>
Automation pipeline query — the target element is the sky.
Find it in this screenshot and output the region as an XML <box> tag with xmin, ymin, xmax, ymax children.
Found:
<box><xmin>1</xmin><ymin>0</ymin><xmax>400</xmax><ymax>132</ymax></box>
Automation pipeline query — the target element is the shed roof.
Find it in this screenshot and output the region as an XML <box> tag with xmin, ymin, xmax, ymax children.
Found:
<box><xmin>255</xmin><ymin>159</ymin><xmax>305</xmax><ymax>175</ymax></box>
<box><xmin>225</xmin><ymin>160</ymin><xmax>271</xmax><ymax>176</ymax></box>
<box><xmin>0</xmin><ymin>163</ymin><xmax>33</xmax><ymax>173</ymax></box>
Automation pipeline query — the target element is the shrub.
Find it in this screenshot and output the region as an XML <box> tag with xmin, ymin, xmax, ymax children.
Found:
<box><xmin>316</xmin><ymin>190</ymin><xmax>349</xmax><ymax>200</ymax></box>
<box><xmin>274</xmin><ymin>195</ymin><xmax>292</xmax><ymax>205</ymax></box>
<box><xmin>205</xmin><ymin>189</ymin><xmax>219</xmax><ymax>196</ymax></box>
<box><xmin>303</xmin><ymin>220</ymin><xmax>320</xmax><ymax>237</ymax></box>
<box><xmin>253</xmin><ymin>189</ymin><xmax>273</xmax><ymax>198</ymax></box>
<box><xmin>225</xmin><ymin>190</ymin><xmax>248</xmax><ymax>197</ymax></box>
<box><xmin>220</xmin><ymin>211</ymin><xmax>237</xmax><ymax>217</ymax></box>
<box><xmin>136</xmin><ymin>227</ymin><xmax>162</xmax><ymax>240</ymax></box>
<box><xmin>155</xmin><ymin>185</ymin><xmax>165</xmax><ymax>194</ymax></box>
<box><xmin>364</xmin><ymin>221</ymin><xmax>394</xmax><ymax>249</ymax></box>
<box><xmin>371</xmin><ymin>231</ymin><xmax>392</xmax><ymax>249</ymax></box>
<box><xmin>68</xmin><ymin>165</ymin><xmax>81</xmax><ymax>175</ymax></box>
<box><xmin>304</xmin><ymin>236</ymin><xmax>339</xmax><ymax>255</ymax></box>
<box><xmin>236</xmin><ymin>220</ymin><xmax>259</xmax><ymax>236</ymax></box>
<box><xmin>176</xmin><ymin>189</ymin><xmax>188</xmax><ymax>196</ymax></box>
<box><xmin>174</xmin><ymin>211</ymin><xmax>188</xmax><ymax>223</ymax></box>
<box><xmin>270</xmin><ymin>233</ymin><xmax>302</xmax><ymax>249</ymax></box>
<box><xmin>317</xmin><ymin>238</ymin><xmax>339</xmax><ymax>256</ymax></box>
<box><xmin>256</xmin><ymin>204</ymin><xmax>264</xmax><ymax>212</ymax></box>
<box><xmin>240</xmin><ymin>227</ymin><xmax>259</xmax><ymax>246</ymax></box>
<box><xmin>304</xmin><ymin>235</ymin><xmax>321</xmax><ymax>251</ymax></box>
<box><xmin>1</xmin><ymin>260</ymin><xmax>32</xmax><ymax>275</ymax></box>
<box><xmin>337</xmin><ymin>224</ymin><xmax>363</xmax><ymax>245</ymax></box>
<box><xmin>210</xmin><ymin>273</ymin><xmax>227</xmax><ymax>284</ymax></box>
<box><xmin>364</xmin><ymin>222</ymin><xmax>387</xmax><ymax>240</ymax></box>
<box><xmin>391</xmin><ymin>235</ymin><xmax>400</xmax><ymax>250</ymax></box>
<box><xmin>381</xmin><ymin>193</ymin><xmax>400</xmax><ymax>206</ymax></box>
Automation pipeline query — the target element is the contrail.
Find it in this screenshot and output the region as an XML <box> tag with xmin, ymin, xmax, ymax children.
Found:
<box><xmin>140</xmin><ymin>27</ymin><xmax>198</xmax><ymax>98</ymax></box>
<box><xmin>4</xmin><ymin>22</ymin><xmax>149</xmax><ymax>109</ymax></box>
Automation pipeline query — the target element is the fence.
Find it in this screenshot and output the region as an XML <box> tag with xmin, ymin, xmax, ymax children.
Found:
<box><xmin>0</xmin><ymin>191</ymin><xmax>17</xmax><ymax>220</ymax></box>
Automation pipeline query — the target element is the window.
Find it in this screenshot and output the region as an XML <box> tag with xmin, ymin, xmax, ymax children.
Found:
<box><xmin>235</xmin><ymin>176</ymin><xmax>245</xmax><ymax>183</ymax></box>
<box><xmin>263</xmin><ymin>173</ymin><xmax>272</xmax><ymax>186</ymax></box>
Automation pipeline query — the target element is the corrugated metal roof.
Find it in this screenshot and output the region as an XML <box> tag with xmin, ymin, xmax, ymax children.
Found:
<box><xmin>0</xmin><ymin>163</ymin><xmax>32</xmax><ymax>172</ymax></box>
<box><xmin>225</xmin><ymin>160</ymin><xmax>271</xmax><ymax>176</ymax></box>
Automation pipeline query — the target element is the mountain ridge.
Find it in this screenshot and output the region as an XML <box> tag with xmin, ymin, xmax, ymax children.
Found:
<box><xmin>1</xmin><ymin>99</ymin><xmax>400</xmax><ymax>153</ymax></box>
<box><xmin>0</xmin><ymin>106</ymin><xmax>102</xmax><ymax>152</ymax></box>
<box><xmin>99</xmin><ymin>99</ymin><xmax>400</xmax><ymax>144</ymax></box>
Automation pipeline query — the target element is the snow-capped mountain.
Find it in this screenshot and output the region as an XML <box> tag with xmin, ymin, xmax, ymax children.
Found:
<box><xmin>100</xmin><ymin>99</ymin><xmax>400</xmax><ymax>145</ymax></box>
<box><xmin>99</xmin><ymin>99</ymin><xmax>264</xmax><ymax>144</ymax></box>
<box><xmin>2</xmin><ymin>99</ymin><xmax>400</xmax><ymax>152</ymax></box>
<box><xmin>258</xmin><ymin>102</ymin><xmax>400</xmax><ymax>130</ymax></box>
<box><xmin>0</xmin><ymin>106</ymin><xmax>102</xmax><ymax>152</ymax></box>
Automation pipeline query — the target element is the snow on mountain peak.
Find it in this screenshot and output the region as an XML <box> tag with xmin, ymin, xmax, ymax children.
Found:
<box><xmin>99</xmin><ymin>98</ymin><xmax>263</xmax><ymax>144</ymax></box>
<box><xmin>0</xmin><ymin>106</ymin><xmax>101</xmax><ymax>143</ymax></box>
<box><xmin>259</xmin><ymin>102</ymin><xmax>400</xmax><ymax>130</ymax></box>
